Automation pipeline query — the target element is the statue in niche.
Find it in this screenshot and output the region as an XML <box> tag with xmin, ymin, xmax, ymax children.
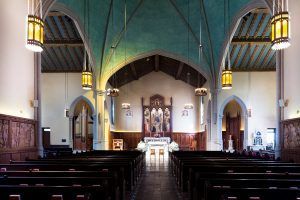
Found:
<box><xmin>253</xmin><ymin>131</ymin><xmax>263</xmax><ymax>146</ymax></box>
<box><xmin>144</xmin><ymin>108</ymin><xmax>150</xmax><ymax>133</ymax></box>
<box><xmin>163</xmin><ymin>108</ymin><xmax>170</xmax><ymax>132</ymax></box>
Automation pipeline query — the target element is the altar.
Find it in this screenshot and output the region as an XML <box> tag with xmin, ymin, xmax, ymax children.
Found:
<box><xmin>144</xmin><ymin>137</ymin><xmax>171</xmax><ymax>147</ymax></box>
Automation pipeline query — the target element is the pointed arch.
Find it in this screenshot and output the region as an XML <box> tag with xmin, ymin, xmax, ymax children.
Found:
<box><xmin>101</xmin><ymin>49</ymin><xmax>212</xmax><ymax>89</ymax></box>
<box><xmin>69</xmin><ymin>95</ymin><xmax>95</xmax><ymax>117</ymax></box>
<box><xmin>219</xmin><ymin>95</ymin><xmax>248</xmax><ymax>150</ymax></box>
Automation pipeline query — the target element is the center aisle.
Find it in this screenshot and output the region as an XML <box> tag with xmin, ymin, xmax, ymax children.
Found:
<box><xmin>131</xmin><ymin>150</ymin><xmax>184</xmax><ymax>200</ymax></box>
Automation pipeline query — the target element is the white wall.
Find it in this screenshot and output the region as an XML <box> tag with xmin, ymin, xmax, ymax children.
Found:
<box><xmin>284</xmin><ymin>0</ymin><xmax>300</xmax><ymax>119</ymax></box>
<box><xmin>0</xmin><ymin>0</ymin><xmax>35</xmax><ymax>119</ymax></box>
<box><xmin>113</xmin><ymin>72</ymin><xmax>202</xmax><ymax>133</ymax></box>
<box><xmin>218</xmin><ymin>72</ymin><xmax>276</xmax><ymax>147</ymax></box>
<box><xmin>41</xmin><ymin>73</ymin><xmax>94</xmax><ymax>145</ymax></box>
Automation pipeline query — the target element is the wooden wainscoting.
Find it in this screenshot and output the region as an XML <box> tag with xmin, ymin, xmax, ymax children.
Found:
<box><xmin>281</xmin><ymin>117</ymin><xmax>300</xmax><ymax>162</ymax></box>
<box><xmin>0</xmin><ymin>114</ymin><xmax>38</xmax><ymax>163</ymax></box>
<box><xmin>110</xmin><ymin>131</ymin><xmax>142</xmax><ymax>150</ymax></box>
<box><xmin>110</xmin><ymin>131</ymin><xmax>207</xmax><ymax>151</ymax></box>
<box><xmin>172</xmin><ymin>131</ymin><xmax>206</xmax><ymax>150</ymax></box>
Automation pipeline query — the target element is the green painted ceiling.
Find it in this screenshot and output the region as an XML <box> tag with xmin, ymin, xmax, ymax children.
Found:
<box><xmin>56</xmin><ymin>0</ymin><xmax>252</xmax><ymax>84</ymax></box>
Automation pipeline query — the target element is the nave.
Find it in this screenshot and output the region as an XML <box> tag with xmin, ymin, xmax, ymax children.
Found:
<box><xmin>1</xmin><ymin>149</ymin><xmax>300</xmax><ymax>200</ymax></box>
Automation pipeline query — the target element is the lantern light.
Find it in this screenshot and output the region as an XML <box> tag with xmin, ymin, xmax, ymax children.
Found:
<box><xmin>195</xmin><ymin>88</ymin><xmax>208</xmax><ymax>96</ymax></box>
<box><xmin>222</xmin><ymin>69</ymin><xmax>232</xmax><ymax>90</ymax></box>
<box><xmin>82</xmin><ymin>71</ymin><xmax>93</xmax><ymax>90</ymax></box>
<box><xmin>26</xmin><ymin>0</ymin><xmax>44</xmax><ymax>52</ymax></box>
<box><xmin>271</xmin><ymin>11</ymin><xmax>290</xmax><ymax>50</ymax></box>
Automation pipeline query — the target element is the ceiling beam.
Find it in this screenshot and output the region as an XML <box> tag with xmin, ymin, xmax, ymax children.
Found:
<box><xmin>254</xmin><ymin>13</ymin><xmax>266</xmax><ymax>37</ymax></box>
<box><xmin>176</xmin><ymin>62</ymin><xmax>184</xmax><ymax>80</ymax></box>
<box><xmin>252</xmin><ymin>45</ymin><xmax>267</xmax><ymax>67</ymax></box>
<box><xmin>245</xmin><ymin>44</ymin><xmax>259</xmax><ymax>67</ymax></box>
<box><xmin>231</xmin><ymin>37</ymin><xmax>271</xmax><ymax>44</ymax></box>
<box><xmin>130</xmin><ymin>63</ymin><xmax>138</xmax><ymax>80</ymax></box>
<box><xmin>44</xmin><ymin>39</ymin><xmax>83</xmax><ymax>47</ymax></box>
<box><xmin>155</xmin><ymin>55</ymin><xmax>159</xmax><ymax>72</ymax></box>
<box><xmin>233</xmin><ymin>45</ymin><xmax>245</xmax><ymax>67</ymax></box>
<box><xmin>58</xmin><ymin>16</ymin><xmax>71</xmax><ymax>38</ymax></box>
<box><xmin>246</xmin><ymin>13</ymin><xmax>258</xmax><ymax>37</ymax></box>
<box><xmin>50</xmin><ymin>16</ymin><xmax>63</xmax><ymax>39</ymax></box>
<box><xmin>232</xmin><ymin>68</ymin><xmax>275</xmax><ymax>72</ymax></box>
<box><xmin>42</xmin><ymin>69</ymin><xmax>82</xmax><ymax>73</ymax></box>
<box><xmin>47</xmin><ymin>12</ymin><xmax>65</xmax><ymax>17</ymax></box>
<box><xmin>251</xmin><ymin>8</ymin><xmax>270</xmax><ymax>14</ymax></box>
<box><xmin>260</xmin><ymin>48</ymin><xmax>273</xmax><ymax>68</ymax></box>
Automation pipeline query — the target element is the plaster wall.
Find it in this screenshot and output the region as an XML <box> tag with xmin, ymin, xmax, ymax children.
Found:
<box><xmin>218</xmin><ymin>72</ymin><xmax>276</xmax><ymax>148</ymax></box>
<box><xmin>283</xmin><ymin>0</ymin><xmax>300</xmax><ymax>119</ymax></box>
<box><xmin>41</xmin><ymin>73</ymin><xmax>94</xmax><ymax>145</ymax></box>
<box><xmin>113</xmin><ymin>72</ymin><xmax>206</xmax><ymax>133</ymax></box>
<box><xmin>0</xmin><ymin>0</ymin><xmax>35</xmax><ymax>119</ymax></box>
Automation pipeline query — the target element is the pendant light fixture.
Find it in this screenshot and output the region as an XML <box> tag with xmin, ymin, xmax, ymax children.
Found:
<box><xmin>271</xmin><ymin>0</ymin><xmax>291</xmax><ymax>50</ymax></box>
<box><xmin>185</xmin><ymin>0</ymin><xmax>194</xmax><ymax>109</ymax></box>
<box><xmin>120</xmin><ymin>0</ymin><xmax>130</xmax><ymax>107</ymax></box>
<box><xmin>195</xmin><ymin>12</ymin><xmax>207</xmax><ymax>97</ymax></box>
<box><xmin>81</xmin><ymin>0</ymin><xmax>93</xmax><ymax>90</ymax></box>
<box><xmin>107</xmin><ymin>0</ymin><xmax>119</xmax><ymax>97</ymax></box>
<box><xmin>222</xmin><ymin>0</ymin><xmax>232</xmax><ymax>90</ymax></box>
<box><xmin>26</xmin><ymin>0</ymin><xmax>44</xmax><ymax>52</ymax></box>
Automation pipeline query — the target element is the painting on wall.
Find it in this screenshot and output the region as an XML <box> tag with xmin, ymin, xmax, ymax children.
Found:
<box><xmin>182</xmin><ymin>110</ymin><xmax>188</xmax><ymax>117</ymax></box>
<box><xmin>283</xmin><ymin>119</ymin><xmax>300</xmax><ymax>149</ymax></box>
<box><xmin>142</xmin><ymin>94</ymin><xmax>172</xmax><ymax>137</ymax></box>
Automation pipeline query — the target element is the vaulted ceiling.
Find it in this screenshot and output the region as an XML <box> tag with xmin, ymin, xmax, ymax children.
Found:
<box><xmin>42</xmin><ymin>0</ymin><xmax>275</xmax><ymax>84</ymax></box>
<box><xmin>107</xmin><ymin>55</ymin><xmax>207</xmax><ymax>88</ymax></box>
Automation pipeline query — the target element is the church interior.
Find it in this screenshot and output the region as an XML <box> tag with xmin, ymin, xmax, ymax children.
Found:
<box><xmin>1</xmin><ymin>0</ymin><xmax>300</xmax><ymax>199</ymax></box>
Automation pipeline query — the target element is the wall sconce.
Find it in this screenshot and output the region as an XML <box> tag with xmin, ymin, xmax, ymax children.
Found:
<box><xmin>279</xmin><ymin>99</ymin><xmax>289</xmax><ymax>107</ymax></box>
<box><xmin>247</xmin><ymin>108</ymin><xmax>252</xmax><ymax>118</ymax></box>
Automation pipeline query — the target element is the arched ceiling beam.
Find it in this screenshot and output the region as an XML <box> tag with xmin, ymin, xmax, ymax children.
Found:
<box><xmin>155</xmin><ymin>55</ymin><xmax>159</xmax><ymax>72</ymax></box>
<box><xmin>176</xmin><ymin>62</ymin><xmax>184</xmax><ymax>80</ymax></box>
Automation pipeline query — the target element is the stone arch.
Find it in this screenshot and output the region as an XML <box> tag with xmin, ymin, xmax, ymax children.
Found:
<box><xmin>218</xmin><ymin>95</ymin><xmax>248</xmax><ymax>150</ymax></box>
<box><xmin>217</xmin><ymin>0</ymin><xmax>272</xmax><ymax>88</ymax></box>
<box><xmin>68</xmin><ymin>95</ymin><xmax>95</xmax><ymax>149</ymax></box>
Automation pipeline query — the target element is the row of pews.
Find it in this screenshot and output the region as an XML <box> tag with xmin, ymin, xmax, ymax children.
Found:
<box><xmin>170</xmin><ymin>151</ymin><xmax>300</xmax><ymax>200</ymax></box>
<box><xmin>0</xmin><ymin>150</ymin><xmax>145</xmax><ymax>200</ymax></box>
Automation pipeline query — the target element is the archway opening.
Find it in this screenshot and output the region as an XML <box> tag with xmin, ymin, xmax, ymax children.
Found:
<box><xmin>222</xmin><ymin>99</ymin><xmax>245</xmax><ymax>151</ymax></box>
<box><xmin>72</xmin><ymin>99</ymin><xmax>94</xmax><ymax>151</ymax></box>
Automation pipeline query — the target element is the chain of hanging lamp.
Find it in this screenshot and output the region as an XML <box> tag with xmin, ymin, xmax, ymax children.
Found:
<box><xmin>121</xmin><ymin>0</ymin><xmax>131</xmax><ymax>109</ymax></box>
<box><xmin>195</xmin><ymin>4</ymin><xmax>207</xmax><ymax>97</ymax></box>
<box><xmin>221</xmin><ymin>0</ymin><xmax>232</xmax><ymax>90</ymax></box>
<box><xmin>184</xmin><ymin>0</ymin><xmax>194</xmax><ymax>110</ymax></box>
<box><xmin>82</xmin><ymin>0</ymin><xmax>93</xmax><ymax>90</ymax></box>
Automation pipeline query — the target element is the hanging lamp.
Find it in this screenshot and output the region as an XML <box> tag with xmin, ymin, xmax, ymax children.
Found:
<box><xmin>271</xmin><ymin>0</ymin><xmax>291</xmax><ymax>50</ymax></box>
<box><xmin>195</xmin><ymin>15</ymin><xmax>207</xmax><ymax>96</ymax></box>
<box><xmin>107</xmin><ymin>0</ymin><xmax>120</xmax><ymax>97</ymax></box>
<box><xmin>26</xmin><ymin>0</ymin><xmax>44</xmax><ymax>52</ymax></box>
<box><xmin>222</xmin><ymin>0</ymin><xmax>232</xmax><ymax>90</ymax></box>
<box><xmin>82</xmin><ymin>51</ymin><xmax>93</xmax><ymax>90</ymax></box>
<box><xmin>81</xmin><ymin>0</ymin><xmax>93</xmax><ymax>90</ymax></box>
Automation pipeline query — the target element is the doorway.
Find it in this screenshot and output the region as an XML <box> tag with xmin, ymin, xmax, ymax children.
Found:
<box><xmin>72</xmin><ymin>99</ymin><xmax>94</xmax><ymax>151</ymax></box>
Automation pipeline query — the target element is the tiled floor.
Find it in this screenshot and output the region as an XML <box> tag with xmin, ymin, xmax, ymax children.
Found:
<box><xmin>132</xmin><ymin>148</ymin><xmax>184</xmax><ymax>200</ymax></box>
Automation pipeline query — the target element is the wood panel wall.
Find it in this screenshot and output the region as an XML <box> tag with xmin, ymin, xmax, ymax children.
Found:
<box><xmin>110</xmin><ymin>131</ymin><xmax>207</xmax><ymax>150</ymax></box>
<box><xmin>0</xmin><ymin>114</ymin><xmax>38</xmax><ymax>163</ymax></box>
<box><xmin>281</xmin><ymin>117</ymin><xmax>300</xmax><ymax>162</ymax></box>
